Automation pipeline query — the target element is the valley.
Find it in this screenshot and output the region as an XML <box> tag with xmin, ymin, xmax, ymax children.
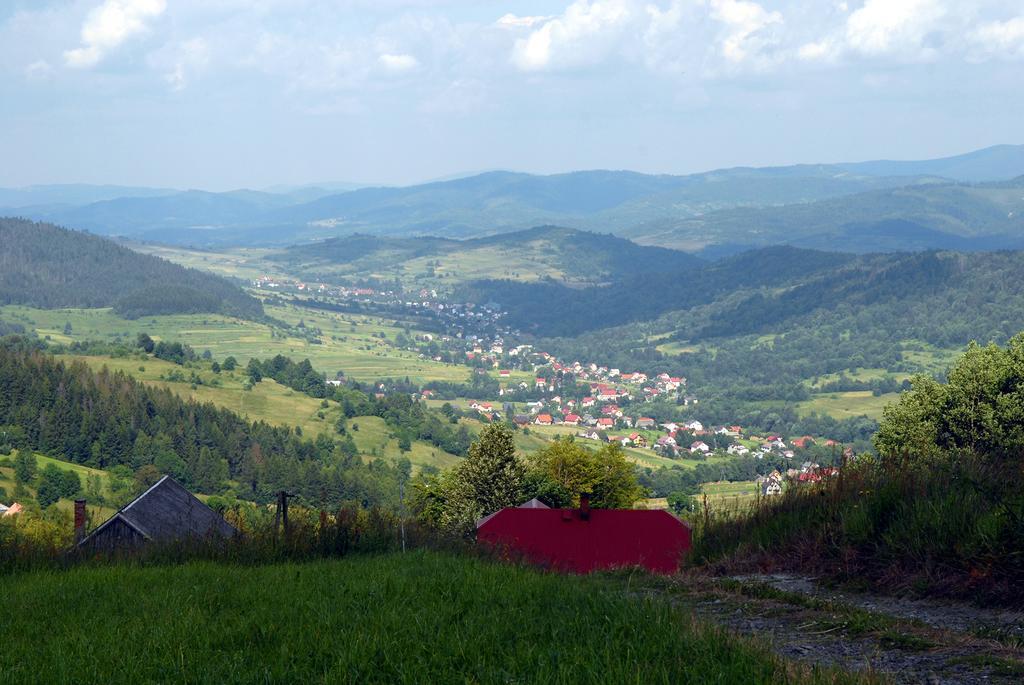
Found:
<box><xmin>3</xmin><ymin>149</ymin><xmax>1024</xmax><ymax>685</ymax></box>
<box><xmin>7</xmin><ymin>3</ymin><xmax>1024</xmax><ymax>680</ymax></box>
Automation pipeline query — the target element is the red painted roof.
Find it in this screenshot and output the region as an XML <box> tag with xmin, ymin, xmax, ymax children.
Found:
<box><xmin>477</xmin><ymin>508</ymin><xmax>691</xmax><ymax>574</ymax></box>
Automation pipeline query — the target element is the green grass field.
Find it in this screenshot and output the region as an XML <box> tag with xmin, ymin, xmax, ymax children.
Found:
<box><xmin>125</xmin><ymin>243</ymin><xmax>279</xmax><ymax>281</ymax></box>
<box><xmin>0</xmin><ymin>551</ymin><xmax>855</xmax><ymax>684</ymax></box>
<box><xmin>0</xmin><ymin>303</ymin><xmax>471</xmax><ymax>385</ymax></box>
<box><xmin>347</xmin><ymin>416</ymin><xmax>461</xmax><ymax>472</ymax></box>
<box><xmin>804</xmin><ymin>368</ymin><xmax>912</xmax><ymax>389</ymax></box>
<box><xmin>129</xmin><ymin>239</ymin><xmax>598</xmax><ymax>290</ymax></box>
<box><xmin>797</xmin><ymin>391</ymin><xmax>900</xmax><ymax>420</ymax></box>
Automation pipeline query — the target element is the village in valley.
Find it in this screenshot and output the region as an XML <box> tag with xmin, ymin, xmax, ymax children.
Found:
<box><xmin>250</xmin><ymin>276</ymin><xmax>849</xmax><ymax>499</ymax></box>
<box><xmin>463</xmin><ymin>350</ymin><xmax>842</xmax><ymax>498</ymax></box>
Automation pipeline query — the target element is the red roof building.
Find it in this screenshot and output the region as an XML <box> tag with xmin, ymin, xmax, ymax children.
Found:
<box><xmin>477</xmin><ymin>500</ymin><xmax>691</xmax><ymax>574</ymax></box>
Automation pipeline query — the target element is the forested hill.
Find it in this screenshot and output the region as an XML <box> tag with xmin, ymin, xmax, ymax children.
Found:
<box><xmin>0</xmin><ymin>340</ymin><xmax>405</xmax><ymax>506</ymax></box>
<box><xmin>463</xmin><ymin>247</ymin><xmax>1024</xmax><ymax>343</ymax></box>
<box><xmin>0</xmin><ymin>218</ymin><xmax>263</xmax><ymax>319</ymax></box>
<box><xmin>269</xmin><ymin>226</ymin><xmax>703</xmax><ymax>285</ymax></box>
<box><xmin>458</xmin><ymin>246</ymin><xmax>851</xmax><ymax>337</ymax></box>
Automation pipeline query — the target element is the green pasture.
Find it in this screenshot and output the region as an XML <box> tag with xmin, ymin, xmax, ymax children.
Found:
<box><xmin>0</xmin><ymin>552</ymin><xmax>857</xmax><ymax>684</ymax></box>
<box><xmin>0</xmin><ymin>304</ymin><xmax>471</xmax><ymax>384</ymax></box>
<box><xmin>797</xmin><ymin>391</ymin><xmax>900</xmax><ymax>420</ymax></box>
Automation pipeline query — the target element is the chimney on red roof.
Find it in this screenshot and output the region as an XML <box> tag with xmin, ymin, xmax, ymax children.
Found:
<box><xmin>74</xmin><ymin>499</ymin><xmax>87</xmax><ymax>543</ymax></box>
<box><xmin>579</xmin><ymin>493</ymin><xmax>591</xmax><ymax>520</ymax></box>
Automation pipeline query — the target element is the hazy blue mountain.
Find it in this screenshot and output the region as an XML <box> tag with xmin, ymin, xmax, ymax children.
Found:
<box><xmin>0</xmin><ymin>184</ymin><xmax>176</xmax><ymax>209</ymax></box>
<box><xmin>11</xmin><ymin>145</ymin><xmax>1024</xmax><ymax>250</ymax></box>
<box><xmin>837</xmin><ymin>144</ymin><xmax>1024</xmax><ymax>182</ymax></box>
<box><xmin>626</xmin><ymin>178</ymin><xmax>1024</xmax><ymax>252</ymax></box>
<box><xmin>40</xmin><ymin>189</ymin><xmax>298</xmax><ymax>235</ymax></box>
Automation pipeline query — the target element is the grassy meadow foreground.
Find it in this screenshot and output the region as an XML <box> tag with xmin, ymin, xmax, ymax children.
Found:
<box><xmin>0</xmin><ymin>551</ymin><xmax>854</xmax><ymax>685</ymax></box>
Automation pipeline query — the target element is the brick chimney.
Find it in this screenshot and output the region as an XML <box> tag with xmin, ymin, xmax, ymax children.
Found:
<box><xmin>74</xmin><ymin>499</ymin><xmax>87</xmax><ymax>543</ymax></box>
<box><xmin>579</xmin><ymin>493</ymin><xmax>591</xmax><ymax>520</ymax></box>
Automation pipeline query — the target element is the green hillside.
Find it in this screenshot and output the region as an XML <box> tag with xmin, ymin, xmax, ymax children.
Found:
<box><xmin>0</xmin><ymin>218</ymin><xmax>263</xmax><ymax>319</ymax></box>
<box><xmin>471</xmin><ymin>247</ymin><xmax>1024</xmax><ymax>344</ymax></box>
<box><xmin>269</xmin><ymin>226</ymin><xmax>703</xmax><ymax>286</ymax></box>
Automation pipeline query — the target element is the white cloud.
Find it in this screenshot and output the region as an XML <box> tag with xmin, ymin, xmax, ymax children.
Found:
<box><xmin>378</xmin><ymin>52</ymin><xmax>420</xmax><ymax>72</ymax></box>
<box><xmin>798</xmin><ymin>39</ymin><xmax>834</xmax><ymax>61</ymax></box>
<box><xmin>845</xmin><ymin>0</ymin><xmax>946</xmax><ymax>57</ymax></box>
<box><xmin>709</xmin><ymin>0</ymin><xmax>784</xmax><ymax>65</ymax></box>
<box><xmin>796</xmin><ymin>0</ymin><xmax>955</xmax><ymax>63</ymax></box>
<box><xmin>495</xmin><ymin>14</ymin><xmax>552</xmax><ymax>29</ymax></box>
<box><xmin>968</xmin><ymin>16</ymin><xmax>1024</xmax><ymax>59</ymax></box>
<box><xmin>506</xmin><ymin>0</ymin><xmax>784</xmax><ymax>75</ymax></box>
<box><xmin>64</xmin><ymin>0</ymin><xmax>166</xmax><ymax>69</ymax></box>
<box><xmin>510</xmin><ymin>0</ymin><xmax>638</xmax><ymax>71</ymax></box>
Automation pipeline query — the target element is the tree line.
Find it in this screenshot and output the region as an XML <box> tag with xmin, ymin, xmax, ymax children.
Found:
<box><xmin>0</xmin><ymin>338</ymin><xmax>408</xmax><ymax>510</ymax></box>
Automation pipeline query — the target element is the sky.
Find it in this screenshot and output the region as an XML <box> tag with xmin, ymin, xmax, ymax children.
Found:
<box><xmin>0</xmin><ymin>0</ymin><xmax>1022</xmax><ymax>190</ymax></box>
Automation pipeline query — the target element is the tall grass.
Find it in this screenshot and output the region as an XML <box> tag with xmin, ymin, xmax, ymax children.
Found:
<box><xmin>0</xmin><ymin>503</ymin><xmax>449</xmax><ymax>575</ymax></box>
<box><xmin>0</xmin><ymin>550</ymin><xmax>862</xmax><ymax>684</ymax></box>
<box><xmin>691</xmin><ymin>454</ymin><xmax>1024</xmax><ymax>604</ymax></box>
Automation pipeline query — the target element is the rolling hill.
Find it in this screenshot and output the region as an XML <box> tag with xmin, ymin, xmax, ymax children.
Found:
<box><xmin>463</xmin><ymin>245</ymin><xmax>1024</xmax><ymax>346</ymax></box>
<box><xmin>10</xmin><ymin>145</ymin><xmax>1024</xmax><ymax>250</ymax></box>
<box><xmin>0</xmin><ymin>218</ymin><xmax>263</xmax><ymax>319</ymax></box>
<box><xmin>628</xmin><ymin>177</ymin><xmax>1024</xmax><ymax>254</ymax></box>
<box><xmin>268</xmin><ymin>226</ymin><xmax>705</xmax><ymax>286</ymax></box>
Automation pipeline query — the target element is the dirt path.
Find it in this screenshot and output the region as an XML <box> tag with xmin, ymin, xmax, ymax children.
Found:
<box><xmin>734</xmin><ymin>573</ymin><xmax>1024</xmax><ymax>638</ymax></box>
<box><xmin>633</xmin><ymin>574</ymin><xmax>1024</xmax><ymax>684</ymax></box>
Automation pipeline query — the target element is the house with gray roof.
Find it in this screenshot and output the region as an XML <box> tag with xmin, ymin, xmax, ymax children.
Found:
<box><xmin>78</xmin><ymin>476</ymin><xmax>235</xmax><ymax>551</ymax></box>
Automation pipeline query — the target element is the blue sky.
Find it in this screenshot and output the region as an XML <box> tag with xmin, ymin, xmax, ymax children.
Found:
<box><xmin>1</xmin><ymin>0</ymin><xmax>1022</xmax><ymax>190</ymax></box>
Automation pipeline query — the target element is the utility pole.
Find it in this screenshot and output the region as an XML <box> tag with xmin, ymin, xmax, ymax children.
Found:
<box><xmin>399</xmin><ymin>480</ymin><xmax>407</xmax><ymax>553</ymax></box>
<box><xmin>274</xmin><ymin>490</ymin><xmax>293</xmax><ymax>541</ymax></box>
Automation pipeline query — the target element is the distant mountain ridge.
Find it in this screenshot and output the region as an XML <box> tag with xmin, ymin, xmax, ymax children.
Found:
<box><xmin>3</xmin><ymin>144</ymin><xmax>1022</xmax><ymax>252</ymax></box>
<box><xmin>836</xmin><ymin>144</ymin><xmax>1024</xmax><ymax>182</ymax></box>
<box><xmin>0</xmin><ymin>218</ymin><xmax>263</xmax><ymax>319</ymax></box>
<box><xmin>628</xmin><ymin>177</ymin><xmax>1024</xmax><ymax>254</ymax></box>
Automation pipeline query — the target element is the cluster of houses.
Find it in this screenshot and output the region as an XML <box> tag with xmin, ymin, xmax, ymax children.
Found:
<box><xmin>754</xmin><ymin>461</ymin><xmax>842</xmax><ymax>496</ymax></box>
<box><xmin>253</xmin><ymin>276</ymin><xmax>336</xmax><ymax>294</ymax></box>
<box><xmin>0</xmin><ymin>501</ymin><xmax>22</xmax><ymax>517</ymax></box>
<box><xmin>476</xmin><ymin>402</ymin><xmax>849</xmax><ymax>464</ymax></box>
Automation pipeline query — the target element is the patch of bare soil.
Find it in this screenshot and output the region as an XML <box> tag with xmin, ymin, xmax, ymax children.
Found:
<box><xmin>636</xmin><ymin>574</ymin><xmax>1024</xmax><ymax>684</ymax></box>
<box><xmin>734</xmin><ymin>574</ymin><xmax>1024</xmax><ymax>637</ymax></box>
